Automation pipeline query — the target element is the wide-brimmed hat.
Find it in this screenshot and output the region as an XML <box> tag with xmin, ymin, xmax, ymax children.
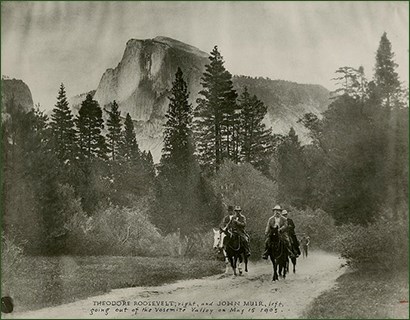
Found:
<box><xmin>282</xmin><ymin>210</ymin><xmax>288</xmax><ymax>216</ymax></box>
<box><xmin>272</xmin><ymin>205</ymin><xmax>282</xmax><ymax>211</ymax></box>
<box><xmin>234</xmin><ymin>205</ymin><xmax>242</xmax><ymax>211</ymax></box>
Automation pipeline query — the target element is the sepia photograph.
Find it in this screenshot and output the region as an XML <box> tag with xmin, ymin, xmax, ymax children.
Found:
<box><xmin>1</xmin><ymin>1</ymin><xmax>409</xmax><ymax>319</ymax></box>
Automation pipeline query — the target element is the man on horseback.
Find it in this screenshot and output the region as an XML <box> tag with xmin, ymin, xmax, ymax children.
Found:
<box><xmin>223</xmin><ymin>206</ymin><xmax>251</xmax><ymax>257</ymax></box>
<box><xmin>262</xmin><ymin>205</ymin><xmax>294</xmax><ymax>260</ymax></box>
<box><xmin>282</xmin><ymin>210</ymin><xmax>301</xmax><ymax>257</ymax></box>
<box><xmin>220</xmin><ymin>205</ymin><xmax>235</xmax><ymax>231</ymax></box>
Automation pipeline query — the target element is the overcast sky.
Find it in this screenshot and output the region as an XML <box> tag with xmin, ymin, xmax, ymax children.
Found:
<box><xmin>1</xmin><ymin>1</ymin><xmax>408</xmax><ymax>109</ymax></box>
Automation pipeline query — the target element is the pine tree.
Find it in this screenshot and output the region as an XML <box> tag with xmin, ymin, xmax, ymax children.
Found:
<box><xmin>153</xmin><ymin>68</ymin><xmax>220</xmax><ymax>235</ymax></box>
<box><xmin>76</xmin><ymin>94</ymin><xmax>107</xmax><ymax>160</ymax></box>
<box><xmin>142</xmin><ymin>150</ymin><xmax>156</xmax><ymax>180</ymax></box>
<box><xmin>50</xmin><ymin>83</ymin><xmax>77</xmax><ymax>163</ymax></box>
<box><xmin>374</xmin><ymin>32</ymin><xmax>401</xmax><ymax>107</ymax></box>
<box><xmin>121</xmin><ymin>113</ymin><xmax>140</xmax><ymax>161</ymax></box>
<box><xmin>161</xmin><ymin>67</ymin><xmax>195</xmax><ymax>172</ymax></box>
<box><xmin>195</xmin><ymin>46</ymin><xmax>238</xmax><ymax>172</ymax></box>
<box><xmin>239</xmin><ymin>88</ymin><xmax>272</xmax><ymax>171</ymax></box>
<box><xmin>106</xmin><ymin>100</ymin><xmax>123</xmax><ymax>161</ymax></box>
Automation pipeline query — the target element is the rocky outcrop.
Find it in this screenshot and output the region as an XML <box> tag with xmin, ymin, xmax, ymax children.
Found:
<box><xmin>1</xmin><ymin>77</ymin><xmax>34</xmax><ymax>112</ymax></box>
<box><xmin>72</xmin><ymin>37</ymin><xmax>330</xmax><ymax>162</ymax></box>
<box><xmin>94</xmin><ymin>36</ymin><xmax>208</xmax><ymax>121</ymax></box>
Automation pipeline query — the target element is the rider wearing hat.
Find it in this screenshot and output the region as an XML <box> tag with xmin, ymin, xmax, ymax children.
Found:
<box><xmin>262</xmin><ymin>205</ymin><xmax>293</xmax><ymax>260</ymax></box>
<box><xmin>222</xmin><ymin>205</ymin><xmax>251</xmax><ymax>257</ymax></box>
<box><xmin>282</xmin><ymin>210</ymin><xmax>301</xmax><ymax>257</ymax></box>
<box><xmin>220</xmin><ymin>205</ymin><xmax>235</xmax><ymax>230</ymax></box>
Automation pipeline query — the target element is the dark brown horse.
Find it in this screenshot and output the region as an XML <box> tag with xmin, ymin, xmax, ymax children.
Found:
<box><xmin>269</xmin><ymin>226</ymin><xmax>288</xmax><ymax>281</ymax></box>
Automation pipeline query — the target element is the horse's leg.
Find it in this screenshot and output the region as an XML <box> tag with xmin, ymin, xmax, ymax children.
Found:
<box><xmin>238</xmin><ymin>255</ymin><xmax>243</xmax><ymax>275</ymax></box>
<box><xmin>292</xmin><ymin>257</ymin><xmax>296</xmax><ymax>273</ymax></box>
<box><xmin>227</xmin><ymin>254</ymin><xmax>235</xmax><ymax>276</ymax></box>
<box><xmin>272</xmin><ymin>259</ymin><xmax>278</xmax><ymax>281</ymax></box>
<box><xmin>233</xmin><ymin>255</ymin><xmax>238</xmax><ymax>276</ymax></box>
<box><xmin>244</xmin><ymin>254</ymin><xmax>248</xmax><ymax>272</ymax></box>
<box><xmin>223</xmin><ymin>250</ymin><xmax>230</xmax><ymax>274</ymax></box>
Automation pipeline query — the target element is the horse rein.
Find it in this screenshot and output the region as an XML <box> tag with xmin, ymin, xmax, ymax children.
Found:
<box><xmin>220</xmin><ymin>230</ymin><xmax>241</xmax><ymax>251</ymax></box>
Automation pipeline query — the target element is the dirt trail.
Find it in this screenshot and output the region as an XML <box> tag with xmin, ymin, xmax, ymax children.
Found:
<box><xmin>6</xmin><ymin>251</ymin><xmax>346</xmax><ymax>319</ymax></box>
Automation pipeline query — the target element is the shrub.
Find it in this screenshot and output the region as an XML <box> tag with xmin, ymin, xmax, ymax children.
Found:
<box><xmin>290</xmin><ymin>207</ymin><xmax>338</xmax><ymax>251</ymax></box>
<box><xmin>334</xmin><ymin>210</ymin><xmax>408</xmax><ymax>270</ymax></box>
<box><xmin>65</xmin><ymin>201</ymin><xmax>167</xmax><ymax>256</ymax></box>
<box><xmin>212</xmin><ymin>161</ymin><xmax>279</xmax><ymax>258</ymax></box>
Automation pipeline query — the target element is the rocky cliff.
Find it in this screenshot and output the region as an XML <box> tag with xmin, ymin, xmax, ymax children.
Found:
<box><xmin>233</xmin><ymin>76</ymin><xmax>329</xmax><ymax>140</ymax></box>
<box><xmin>1</xmin><ymin>77</ymin><xmax>34</xmax><ymax>112</ymax></box>
<box><xmin>72</xmin><ymin>37</ymin><xmax>330</xmax><ymax>162</ymax></box>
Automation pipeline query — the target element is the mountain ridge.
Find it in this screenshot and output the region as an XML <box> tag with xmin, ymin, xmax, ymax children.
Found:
<box><xmin>70</xmin><ymin>36</ymin><xmax>330</xmax><ymax>162</ymax></box>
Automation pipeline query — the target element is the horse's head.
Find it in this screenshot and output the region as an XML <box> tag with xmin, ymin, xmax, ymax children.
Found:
<box><xmin>212</xmin><ymin>228</ymin><xmax>225</xmax><ymax>250</ymax></box>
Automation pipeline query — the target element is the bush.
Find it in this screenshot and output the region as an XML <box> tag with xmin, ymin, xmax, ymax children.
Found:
<box><xmin>65</xmin><ymin>199</ymin><xmax>218</xmax><ymax>258</ymax></box>
<box><xmin>212</xmin><ymin>161</ymin><xmax>279</xmax><ymax>258</ymax></box>
<box><xmin>334</xmin><ymin>210</ymin><xmax>408</xmax><ymax>270</ymax></box>
<box><xmin>65</xmin><ymin>201</ymin><xmax>167</xmax><ymax>256</ymax></box>
<box><xmin>290</xmin><ymin>207</ymin><xmax>338</xmax><ymax>251</ymax></box>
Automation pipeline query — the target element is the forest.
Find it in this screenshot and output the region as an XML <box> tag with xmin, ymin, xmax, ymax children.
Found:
<box><xmin>2</xmin><ymin>32</ymin><xmax>408</xmax><ymax>273</ymax></box>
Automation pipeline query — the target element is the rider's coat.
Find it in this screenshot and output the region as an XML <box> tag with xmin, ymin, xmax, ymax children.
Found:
<box><xmin>222</xmin><ymin>213</ymin><xmax>247</xmax><ymax>236</ymax></box>
<box><xmin>265</xmin><ymin>215</ymin><xmax>288</xmax><ymax>236</ymax></box>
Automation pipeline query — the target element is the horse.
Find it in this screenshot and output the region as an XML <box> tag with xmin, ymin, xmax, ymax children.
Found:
<box><xmin>268</xmin><ymin>226</ymin><xmax>288</xmax><ymax>281</ymax></box>
<box><xmin>213</xmin><ymin>228</ymin><xmax>248</xmax><ymax>276</ymax></box>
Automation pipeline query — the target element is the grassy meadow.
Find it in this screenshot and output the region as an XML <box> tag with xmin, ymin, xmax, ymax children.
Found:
<box><xmin>2</xmin><ymin>255</ymin><xmax>224</xmax><ymax>312</ymax></box>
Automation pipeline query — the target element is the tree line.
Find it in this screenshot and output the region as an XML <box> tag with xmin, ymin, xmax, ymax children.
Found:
<box><xmin>2</xmin><ymin>32</ymin><xmax>407</xmax><ymax>255</ymax></box>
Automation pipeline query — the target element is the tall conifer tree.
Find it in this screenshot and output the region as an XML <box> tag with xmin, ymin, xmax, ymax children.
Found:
<box><xmin>239</xmin><ymin>87</ymin><xmax>272</xmax><ymax>170</ymax></box>
<box><xmin>374</xmin><ymin>32</ymin><xmax>401</xmax><ymax>107</ymax></box>
<box><xmin>106</xmin><ymin>100</ymin><xmax>123</xmax><ymax>161</ymax></box>
<box><xmin>76</xmin><ymin>94</ymin><xmax>107</xmax><ymax>160</ymax></box>
<box><xmin>50</xmin><ymin>83</ymin><xmax>77</xmax><ymax>163</ymax></box>
<box><xmin>153</xmin><ymin>68</ymin><xmax>220</xmax><ymax>235</ymax></box>
<box><xmin>195</xmin><ymin>46</ymin><xmax>238</xmax><ymax>172</ymax></box>
<box><xmin>161</xmin><ymin>67</ymin><xmax>195</xmax><ymax>172</ymax></box>
<box><xmin>121</xmin><ymin>113</ymin><xmax>141</xmax><ymax>161</ymax></box>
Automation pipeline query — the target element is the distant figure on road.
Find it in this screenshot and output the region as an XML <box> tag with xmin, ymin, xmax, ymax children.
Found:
<box><xmin>300</xmin><ymin>234</ymin><xmax>310</xmax><ymax>258</ymax></box>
